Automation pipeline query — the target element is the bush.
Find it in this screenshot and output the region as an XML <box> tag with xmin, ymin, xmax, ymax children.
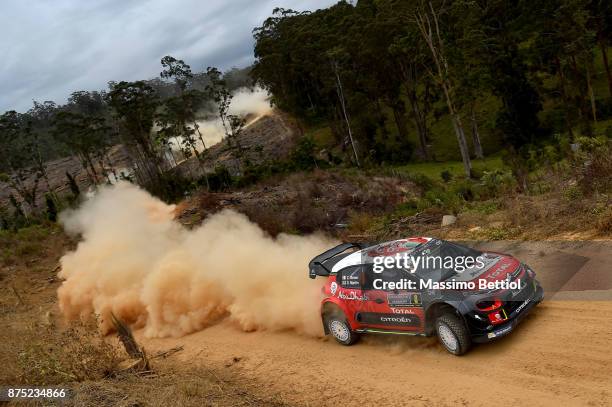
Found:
<box><xmin>572</xmin><ymin>137</ymin><xmax>612</xmax><ymax>194</ymax></box>
<box><xmin>289</xmin><ymin>136</ymin><xmax>317</xmax><ymax>171</ymax></box>
<box><xmin>207</xmin><ymin>165</ymin><xmax>233</xmax><ymax>191</ymax></box>
<box><xmin>597</xmin><ymin>207</ymin><xmax>612</xmax><ymax>234</ymax></box>
<box><xmin>406</xmin><ymin>173</ymin><xmax>435</xmax><ymax>191</ymax></box>
<box><xmin>440</xmin><ymin>170</ymin><xmax>453</xmax><ymax>183</ymax></box>
<box><xmin>563</xmin><ymin>184</ymin><xmax>582</xmax><ymax>201</ymax></box>
<box><xmin>420</xmin><ymin>188</ymin><xmax>463</xmax><ymax>213</ymax></box>
<box><xmin>479</xmin><ymin>169</ymin><xmax>515</xmax><ymax>198</ymax></box>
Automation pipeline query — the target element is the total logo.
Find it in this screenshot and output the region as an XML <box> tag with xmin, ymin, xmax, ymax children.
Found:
<box><xmin>330</xmin><ymin>282</ymin><xmax>338</xmax><ymax>296</ymax></box>
<box><xmin>391</xmin><ymin>308</ymin><xmax>415</xmax><ymax>314</ymax></box>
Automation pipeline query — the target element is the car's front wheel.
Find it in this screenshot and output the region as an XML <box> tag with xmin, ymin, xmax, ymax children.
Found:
<box><xmin>435</xmin><ymin>313</ymin><xmax>471</xmax><ymax>355</ymax></box>
<box><xmin>325</xmin><ymin>313</ymin><xmax>359</xmax><ymax>346</ymax></box>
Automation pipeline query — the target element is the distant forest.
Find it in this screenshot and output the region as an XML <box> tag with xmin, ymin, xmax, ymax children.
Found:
<box><xmin>252</xmin><ymin>0</ymin><xmax>612</xmax><ymax>174</ymax></box>
<box><xmin>0</xmin><ymin>62</ymin><xmax>252</xmax><ymax>207</ymax></box>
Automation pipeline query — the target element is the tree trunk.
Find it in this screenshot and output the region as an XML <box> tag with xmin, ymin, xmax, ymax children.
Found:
<box><xmin>391</xmin><ymin>101</ymin><xmax>409</xmax><ymax>142</ymax></box>
<box><xmin>193</xmin><ymin>122</ymin><xmax>210</xmax><ymax>191</ymax></box>
<box><xmin>599</xmin><ymin>39</ymin><xmax>612</xmax><ymax>97</ymax></box>
<box><xmin>415</xmin><ymin>2</ymin><xmax>472</xmax><ymax>177</ymax></box>
<box><xmin>470</xmin><ymin>104</ymin><xmax>484</xmax><ymax>159</ymax></box>
<box><xmin>450</xmin><ymin>113</ymin><xmax>472</xmax><ymax>177</ymax></box>
<box><xmin>333</xmin><ymin>61</ymin><xmax>360</xmax><ymax>167</ymax></box>
<box><xmin>556</xmin><ymin>58</ymin><xmax>575</xmax><ymax>141</ymax></box>
<box><xmin>407</xmin><ymin>90</ymin><xmax>429</xmax><ymax>159</ymax></box>
<box><xmin>586</xmin><ymin>66</ymin><xmax>597</xmax><ymax>123</ymax></box>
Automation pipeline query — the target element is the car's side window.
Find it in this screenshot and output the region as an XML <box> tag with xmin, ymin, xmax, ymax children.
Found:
<box><xmin>337</xmin><ymin>265</ymin><xmax>362</xmax><ymax>288</ymax></box>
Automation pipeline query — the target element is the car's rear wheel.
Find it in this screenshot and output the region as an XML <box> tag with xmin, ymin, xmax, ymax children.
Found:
<box><xmin>435</xmin><ymin>313</ymin><xmax>471</xmax><ymax>355</ymax></box>
<box><xmin>325</xmin><ymin>313</ymin><xmax>359</xmax><ymax>346</ymax></box>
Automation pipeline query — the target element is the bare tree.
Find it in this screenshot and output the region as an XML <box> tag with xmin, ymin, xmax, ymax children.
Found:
<box><xmin>415</xmin><ymin>1</ymin><xmax>472</xmax><ymax>177</ymax></box>
<box><xmin>331</xmin><ymin>59</ymin><xmax>360</xmax><ymax>168</ymax></box>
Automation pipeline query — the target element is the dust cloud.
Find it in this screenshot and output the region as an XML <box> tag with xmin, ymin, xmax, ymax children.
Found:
<box><xmin>57</xmin><ymin>182</ymin><xmax>334</xmax><ymax>338</ymax></box>
<box><xmin>192</xmin><ymin>86</ymin><xmax>272</xmax><ymax>148</ymax></box>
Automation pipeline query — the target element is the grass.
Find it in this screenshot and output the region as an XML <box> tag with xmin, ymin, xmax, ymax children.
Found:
<box><xmin>393</xmin><ymin>155</ymin><xmax>505</xmax><ymax>180</ymax></box>
<box><xmin>304</xmin><ymin>123</ymin><xmax>335</xmax><ymax>148</ymax></box>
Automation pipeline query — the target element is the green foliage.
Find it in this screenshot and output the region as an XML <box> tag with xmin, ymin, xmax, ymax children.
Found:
<box><xmin>564</xmin><ymin>184</ymin><xmax>583</xmax><ymax>201</ymax></box>
<box><xmin>207</xmin><ymin>166</ymin><xmax>233</xmax><ymax>191</ymax></box>
<box><xmin>440</xmin><ymin>169</ymin><xmax>453</xmax><ymax>183</ymax></box>
<box><xmin>479</xmin><ymin>169</ymin><xmax>515</xmax><ymax>197</ymax></box>
<box><xmin>466</xmin><ymin>201</ymin><xmax>501</xmax><ymax>215</ymax></box>
<box><xmin>289</xmin><ymin>137</ymin><xmax>317</xmax><ymax>170</ymax></box>
<box><xmin>405</xmin><ymin>173</ymin><xmax>435</xmax><ymax>191</ymax></box>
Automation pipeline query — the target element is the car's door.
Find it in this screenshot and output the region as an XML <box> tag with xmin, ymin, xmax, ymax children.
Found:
<box><xmin>358</xmin><ymin>265</ymin><xmax>425</xmax><ymax>332</ymax></box>
<box><xmin>335</xmin><ymin>265</ymin><xmax>369</xmax><ymax>323</ymax></box>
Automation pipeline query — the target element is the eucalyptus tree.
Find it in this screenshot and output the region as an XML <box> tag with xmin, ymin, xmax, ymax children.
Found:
<box><xmin>0</xmin><ymin>111</ymin><xmax>42</xmax><ymax>214</ymax></box>
<box><xmin>106</xmin><ymin>81</ymin><xmax>163</xmax><ymax>188</ymax></box>
<box><xmin>158</xmin><ymin>56</ymin><xmax>211</xmax><ymax>189</ymax></box>
<box><xmin>206</xmin><ymin>67</ymin><xmax>248</xmax><ymax>172</ymax></box>
<box><xmin>415</xmin><ymin>1</ymin><xmax>472</xmax><ymax>177</ymax></box>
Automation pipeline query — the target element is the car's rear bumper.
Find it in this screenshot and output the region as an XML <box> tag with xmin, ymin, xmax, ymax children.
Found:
<box><xmin>471</xmin><ymin>281</ymin><xmax>544</xmax><ymax>343</ymax></box>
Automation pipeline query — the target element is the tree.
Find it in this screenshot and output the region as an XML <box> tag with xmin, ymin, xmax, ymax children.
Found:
<box><xmin>529</xmin><ymin>0</ymin><xmax>596</xmax><ymax>138</ymax></box>
<box><xmin>207</xmin><ymin>67</ymin><xmax>247</xmax><ymax>172</ymax></box>
<box><xmin>0</xmin><ymin>111</ymin><xmax>43</xmax><ymax>214</ymax></box>
<box><xmin>588</xmin><ymin>0</ymin><xmax>612</xmax><ymax>96</ymax></box>
<box><xmin>158</xmin><ymin>56</ymin><xmax>210</xmax><ymax>189</ymax></box>
<box><xmin>106</xmin><ymin>81</ymin><xmax>163</xmax><ymax>189</ymax></box>
<box><xmin>52</xmin><ymin>111</ymin><xmax>112</xmax><ymax>184</ymax></box>
<box><xmin>415</xmin><ymin>1</ymin><xmax>472</xmax><ymax>177</ymax></box>
<box><xmin>329</xmin><ymin>50</ymin><xmax>360</xmax><ymax>167</ymax></box>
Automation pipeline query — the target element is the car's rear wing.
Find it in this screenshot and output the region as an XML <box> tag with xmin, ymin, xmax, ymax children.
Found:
<box><xmin>308</xmin><ymin>242</ymin><xmax>365</xmax><ymax>279</ymax></box>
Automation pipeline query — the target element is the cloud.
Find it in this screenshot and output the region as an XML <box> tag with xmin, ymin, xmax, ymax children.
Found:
<box><xmin>0</xmin><ymin>0</ymin><xmax>337</xmax><ymax>113</ymax></box>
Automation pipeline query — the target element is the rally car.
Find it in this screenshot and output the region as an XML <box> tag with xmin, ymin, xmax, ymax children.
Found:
<box><xmin>309</xmin><ymin>238</ymin><xmax>543</xmax><ymax>355</ymax></box>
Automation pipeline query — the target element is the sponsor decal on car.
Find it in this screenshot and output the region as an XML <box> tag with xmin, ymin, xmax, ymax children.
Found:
<box><xmin>338</xmin><ymin>291</ymin><xmax>368</xmax><ymax>301</ymax></box>
<box><xmin>359</xmin><ymin>312</ymin><xmax>421</xmax><ymax>327</ymax></box>
<box><xmin>330</xmin><ymin>281</ymin><xmax>338</xmax><ymax>296</ymax></box>
<box><xmin>390</xmin><ymin>308</ymin><xmax>416</xmax><ymax>314</ymax></box>
<box><xmin>514</xmin><ymin>299</ymin><xmax>529</xmax><ymax>314</ymax></box>
<box><xmin>387</xmin><ymin>292</ymin><xmax>422</xmax><ymax>307</ymax></box>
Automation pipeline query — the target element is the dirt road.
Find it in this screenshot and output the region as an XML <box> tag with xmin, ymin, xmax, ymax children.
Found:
<box><xmin>138</xmin><ymin>241</ymin><xmax>612</xmax><ymax>406</ymax></box>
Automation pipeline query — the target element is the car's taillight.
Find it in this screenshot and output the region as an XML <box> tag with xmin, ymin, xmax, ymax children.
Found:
<box><xmin>477</xmin><ymin>299</ymin><xmax>508</xmax><ymax>324</ymax></box>
<box><xmin>476</xmin><ymin>299</ymin><xmax>502</xmax><ymax>312</ymax></box>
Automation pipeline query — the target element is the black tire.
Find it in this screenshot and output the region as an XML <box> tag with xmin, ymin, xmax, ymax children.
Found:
<box><xmin>435</xmin><ymin>313</ymin><xmax>471</xmax><ymax>355</ymax></box>
<box><xmin>325</xmin><ymin>313</ymin><xmax>359</xmax><ymax>346</ymax></box>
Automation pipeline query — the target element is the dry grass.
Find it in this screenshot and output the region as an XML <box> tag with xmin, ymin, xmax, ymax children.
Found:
<box><xmin>67</xmin><ymin>366</ymin><xmax>288</xmax><ymax>407</ymax></box>
<box><xmin>12</xmin><ymin>322</ymin><xmax>121</xmax><ymax>386</ymax></box>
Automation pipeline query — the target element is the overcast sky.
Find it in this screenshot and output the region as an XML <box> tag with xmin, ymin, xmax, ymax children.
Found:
<box><xmin>0</xmin><ymin>0</ymin><xmax>337</xmax><ymax>113</ymax></box>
